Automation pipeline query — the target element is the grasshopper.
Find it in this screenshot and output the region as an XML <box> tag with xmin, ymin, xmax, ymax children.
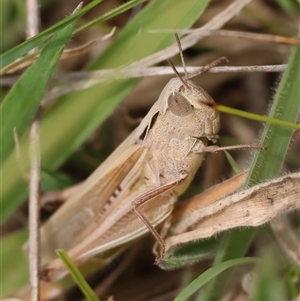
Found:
<box><xmin>39</xmin><ymin>37</ymin><xmax>262</xmax><ymax>282</ymax></box>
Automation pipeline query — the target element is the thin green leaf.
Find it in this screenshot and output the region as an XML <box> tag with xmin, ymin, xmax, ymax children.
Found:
<box><xmin>56</xmin><ymin>250</ymin><xmax>100</xmax><ymax>301</ymax></box>
<box><xmin>245</xmin><ymin>42</ymin><xmax>300</xmax><ymax>187</ymax></box>
<box><xmin>75</xmin><ymin>0</ymin><xmax>148</xmax><ymax>34</ymax></box>
<box><xmin>0</xmin><ymin>0</ymin><xmax>150</xmax><ymax>73</ymax></box>
<box><xmin>0</xmin><ymin>1</ymin><xmax>103</xmax><ymax>69</ymax></box>
<box><xmin>216</xmin><ymin>105</ymin><xmax>300</xmax><ymax>130</ymax></box>
<box><xmin>197</xmin><ymin>40</ymin><xmax>300</xmax><ymax>301</ymax></box>
<box><xmin>196</xmin><ymin>229</ymin><xmax>256</xmax><ymax>301</ymax></box>
<box><xmin>174</xmin><ymin>257</ymin><xmax>259</xmax><ymax>301</ymax></box>
<box><xmin>224</xmin><ymin>151</ymin><xmax>241</xmax><ymax>174</ymax></box>
<box><xmin>0</xmin><ymin>4</ymin><xmax>81</xmax><ymax>161</ymax></box>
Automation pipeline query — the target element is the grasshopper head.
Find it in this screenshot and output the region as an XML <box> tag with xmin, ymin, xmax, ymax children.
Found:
<box><xmin>165</xmin><ymin>78</ymin><xmax>220</xmax><ymax>142</ymax></box>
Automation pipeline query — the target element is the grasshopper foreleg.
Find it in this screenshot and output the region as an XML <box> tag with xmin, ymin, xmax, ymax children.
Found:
<box><xmin>201</xmin><ymin>144</ymin><xmax>266</xmax><ymax>153</ymax></box>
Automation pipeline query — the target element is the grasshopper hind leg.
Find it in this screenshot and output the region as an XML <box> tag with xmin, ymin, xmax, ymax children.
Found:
<box><xmin>132</xmin><ymin>173</ymin><xmax>187</xmax><ymax>264</ymax></box>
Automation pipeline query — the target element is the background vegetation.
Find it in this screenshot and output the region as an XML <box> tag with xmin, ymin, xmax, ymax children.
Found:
<box><xmin>1</xmin><ymin>0</ymin><xmax>299</xmax><ymax>300</ymax></box>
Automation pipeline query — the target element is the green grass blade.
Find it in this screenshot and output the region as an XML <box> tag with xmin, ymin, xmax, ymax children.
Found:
<box><xmin>216</xmin><ymin>105</ymin><xmax>300</xmax><ymax>130</ymax></box>
<box><xmin>0</xmin><ymin>1</ymin><xmax>104</xmax><ymax>69</ymax></box>
<box><xmin>56</xmin><ymin>250</ymin><xmax>100</xmax><ymax>301</ymax></box>
<box><xmin>0</xmin><ymin>0</ymin><xmax>149</xmax><ymax>74</ymax></box>
<box><xmin>0</xmin><ymin>4</ymin><xmax>82</xmax><ymax>161</ymax></box>
<box><xmin>196</xmin><ymin>40</ymin><xmax>300</xmax><ymax>301</ymax></box>
<box><xmin>0</xmin><ymin>0</ymin><xmax>211</xmax><ymax>224</ymax></box>
<box><xmin>245</xmin><ymin>42</ymin><xmax>300</xmax><ymax>187</ymax></box>
<box><xmin>174</xmin><ymin>257</ymin><xmax>259</xmax><ymax>301</ymax></box>
<box><xmin>196</xmin><ymin>229</ymin><xmax>256</xmax><ymax>301</ymax></box>
<box><xmin>75</xmin><ymin>0</ymin><xmax>148</xmax><ymax>33</ymax></box>
<box><xmin>224</xmin><ymin>151</ymin><xmax>241</xmax><ymax>174</ymax></box>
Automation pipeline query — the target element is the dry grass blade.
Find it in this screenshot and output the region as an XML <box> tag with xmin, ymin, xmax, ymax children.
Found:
<box><xmin>166</xmin><ymin>172</ymin><xmax>300</xmax><ymax>252</ymax></box>
<box><xmin>26</xmin><ymin>0</ymin><xmax>40</xmax><ymax>41</ymax></box>
<box><xmin>38</xmin><ymin>64</ymin><xmax>286</xmax><ymax>107</ymax></box>
<box><xmin>26</xmin><ymin>0</ymin><xmax>41</xmax><ymax>299</ymax></box>
<box><xmin>1</xmin><ymin>64</ymin><xmax>287</xmax><ymax>89</ymax></box>
<box><xmin>130</xmin><ymin>0</ymin><xmax>253</xmax><ymax>68</ymax></box>
<box><xmin>28</xmin><ymin>113</ymin><xmax>41</xmax><ymax>301</ymax></box>
<box><xmin>171</xmin><ymin>171</ymin><xmax>248</xmax><ymax>222</ymax></box>
<box><xmin>4</xmin><ymin>27</ymin><xmax>116</xmax><ymax>74</ymax></box>
<box><xmin>153</xmin><ymin>29</ymin><xmax>300</xmax><ymax>46</ymax></box>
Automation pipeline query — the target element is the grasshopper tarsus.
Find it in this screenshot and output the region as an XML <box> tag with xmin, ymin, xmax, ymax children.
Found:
<box><xmin>132</xmin><ymin>203</ymin><xmax>167</xmax><ymax>264</ymax></box>
<box><xmin>154</xmin><ymin>251</ymin><xmax>164</xmax><ymax>266</ymax></box>
<box><xmin>153</xmin><ymin>239</ymin><xmax>166</xmax><ymax>265</ymax></box>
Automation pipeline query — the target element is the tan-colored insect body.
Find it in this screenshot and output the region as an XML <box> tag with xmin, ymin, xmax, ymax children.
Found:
<box><xmin>39</xmin><ymin>74</ymin><xmax>223</xmax><ymax>281</ymax></box>
<box><xmin>39</xmin><ymin>43</ymin><xmax>264</xmax><ymax>281</ymax></box>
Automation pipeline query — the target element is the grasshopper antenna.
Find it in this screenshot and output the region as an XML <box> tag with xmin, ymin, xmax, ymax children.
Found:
<box><xmin>167</xmin><ymin>34</ymin><xmax>189</xmax><ymax>87</ymax></box>
<box><xmin>175</xmin><ymin>33</ymin><xmax>188</xmax><ymax>80</ymax></box>
<box><xmin>188</xmin><ymin>57</ymin><xmax>229</xmax><ymax>79</ymax></box>
<box><xmin>167</xmin><ymin>59</ymin><xmax>188</xmax><ymax>87</ymax></box>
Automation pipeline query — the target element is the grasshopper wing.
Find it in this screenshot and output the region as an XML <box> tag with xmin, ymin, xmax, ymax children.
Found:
<box><xmin>40</xmin><ymin>129</ymin><xmax>177</xmax><ymax>282</ymax></box>
<box><xmin>40</xmin><ymin>130</ymin><xmax>149</xmax><ymax>263</ymax></box>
